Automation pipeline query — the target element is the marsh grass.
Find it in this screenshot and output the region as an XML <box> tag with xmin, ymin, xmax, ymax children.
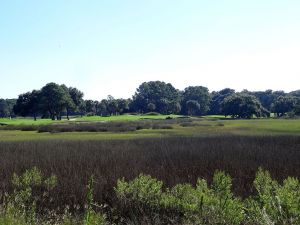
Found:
<box><xmin>0</xmin><ymin>136</ymin><xmax>299</xmax><ymax>209</ymax></box>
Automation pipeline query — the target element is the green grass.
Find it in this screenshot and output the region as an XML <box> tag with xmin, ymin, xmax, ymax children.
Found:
<box><xmin>203</xmin><ymin>115</ymin><xmax>227</xmax><ymax>119</ymax></box>
<box><xmin>0</xmin><ymin>130</ymin><xmax>163</xmax><ymax>141</ymax></box>
<box><xmin>1</xmin><ymin>118</ymin><xmax>300</xmax><ymax>141</ymax></box>
<box><xmin>0</xmin><ymin>118</ymin><xmax>58</xmax><ymax>125</ymax></box>
<box><xmin>76</xmin><ymin>114</ymin><xmax>180</xmax><ymax>121</ymax></box>
<box><xmin>0</xmin><ymin>114</ymin><xmax>179</xmax><ymax>125</ymax></box>
<box><xmin>221</xmin><ymin>118</ymin><xmax>300</xmax><ymax>135</ymax></box>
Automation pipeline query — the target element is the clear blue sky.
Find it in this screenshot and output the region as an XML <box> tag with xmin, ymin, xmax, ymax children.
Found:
<box><xmin>1</xmin><ymin>0</ymin><xmax>300</xmax><ymax>99</ymax></box>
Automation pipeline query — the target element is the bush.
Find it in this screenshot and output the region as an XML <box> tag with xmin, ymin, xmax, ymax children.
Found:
<box><xmin>245</xmin><ymin>168</ymin><xmax>300</xmax><ymax>225</ymax></box>
<box><xmin>1</xmin><ymin>167</ymin><xmax>300</xmax><ymax>224</ymax></box>
<box><xmin>20</xmin><ymin>125</ymin><xmax>38</xmax><ymax>131</ymax></box>
<box><xmin>115</xmin><ymin>172</ymin><xmax>244</xmax><ymax>224</ymax></box>
<box><xmin>1</xmin><ymin>168</ymin><xmax>107</xmax><ymax>225</ymax></box>
<box><xmin>152</xmin><ymin>124</ymin><xmax>173</xmax><ymax>129</ymax></box>
<box><xmin>179</xmin><ymin>122</ymin><xmax>198</xmax><ymax>127</ymax></box>
<box><xmin>38</xmin><ymin>121</ymin><xmax>175</xmax><ymax>133</ymax></box>
<box><xmin>114</xmin><ymin>170</ymin><xmax>300</xmax><ymax>224</ymax></box>
<box><xmin>3</xmin><ymin>167</ymin><xmax>57</xmax><ymax>224</ymax></box>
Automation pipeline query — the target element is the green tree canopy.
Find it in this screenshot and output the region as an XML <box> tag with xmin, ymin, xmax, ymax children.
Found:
<box><xmin>40</xmin><ymin>83</ymin><xmax>73</xmax><ymax>120</ymax></box>
<box><xmin>132</xmin><ymin>81</ymin><xmax>181</xmax><ymax>114</ymax></box>
<box><xmin>0</xmin><ymin>99</ymin><xmax>9</xmax><ymax>118</ymax></box>
<box><xmin>271</xmin><ymin>96</ymin><xmax>297</xmax><ymax>117</ymax></box>
<box><xmin>210</xmin><ymin>88</ymin><xmax>235</xmax><ymax>115</ymax></box>
<box><xmin>14</xmin><ymin>90</ymin><xmax>40</xmax><ymax>120</ymax></box>
<box><xmin>182</xmin><ymin>86</ymin><xmax>210</xmax><ymax>115</ymax></box>
<box><xmin>186</xmin><ymin>100</ymin><xmax>201</xmax><ymax>116</ymax></box>
<box><xmin>222</xmin><ymin>93</ymin><xmax>269</xmax><ymax>118</ymax></box>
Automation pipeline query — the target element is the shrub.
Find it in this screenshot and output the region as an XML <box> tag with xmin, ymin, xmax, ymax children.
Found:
<box><xmin>115</xmin><ymin>172</ymin><xmax>244</xmax><ymax>224</ymax></box>
<box><xmin>3</xmin><ymin>167</ymin><xmax>57</xmax><ymax>224</ymax></box>
<box><xmin>20</xmin><ymin>125</ymin><xmax>38</xmax><ymax>131</ymax></box>
<box><xmin>116</xmin><ymin>174</ymin><xmax>163</xmax><ymax>208</ymax></box>
<box><xmin>179</xmin><ymin>122</ymin><xmax>198</xmax><ymax>127</ymax></box>
<box><xmin>1</xmin><ymin>167</ymin><xmax>300</xmax><ymax>224</ymax></box>
<box><xmin>1</xmin><ymin>168</ymin><xmax>107</xmax><ymax>225</ymax></box>
<box><xmin>245</xmin><ymin>168</ymin><xmax>300</xmax><ymax>225</ymax></box>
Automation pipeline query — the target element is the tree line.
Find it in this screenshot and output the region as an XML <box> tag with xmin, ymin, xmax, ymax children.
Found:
<box><xmin>0</xmin><ymin>81</ymin><xmax>299</xmax><ymax>120</ymax></box>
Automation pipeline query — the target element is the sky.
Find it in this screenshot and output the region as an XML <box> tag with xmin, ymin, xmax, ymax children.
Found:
<box><xmin>1</xmin><ymin>0</ymin><xmax>300</xmax><ymax>100</ymax></box>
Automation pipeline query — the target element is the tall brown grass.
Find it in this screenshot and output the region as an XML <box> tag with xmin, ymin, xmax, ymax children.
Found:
<box><xmin>0</xmin><ymin>136</ymin><xmax>299</xmax><ymax>213</ymax></box>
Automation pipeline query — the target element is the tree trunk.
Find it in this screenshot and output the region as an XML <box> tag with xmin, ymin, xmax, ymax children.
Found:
<box><xmin>67</xmin><ymin>109</ymin><xmax>70</xmax><ymax>120</ymax></box>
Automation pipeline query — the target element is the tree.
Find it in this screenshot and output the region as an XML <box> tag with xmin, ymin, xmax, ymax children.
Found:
<box><xmin>186</xmin><ymin>100</ymin><xmax>200</xmax><ymax>116</ymax></box>
<box><xmin>14</xmin><ymin>90</ymin><xmax>40</xmax><ymax>120</ymax></box>
<box><xmin>62</xmin><ymin>85</ymin><xmax>84</xmax><ymax>119</ymax></box>
<box><xmin>107</xmin><ymin>96</ymin><xmax>118</xmax><ymax>115</ymax></box>
<box><xmin>182</xmin><ymin>86</ymin><xmax>210</xmax><ymax>115</ymax></box>
<box><xmin>147</xmin><ymin>103</ymin><xmax>156</xmax><ymax>112</ymax></box>
<box><xmin>249</xmin><ymin>90</ymin><xmax>287</xmax><ymax>112</ymax></box>
<box><xmin>159</xmin><ymin>98</ymin><xmax>170</xmax><ymax>114</ymax></box>
<box><xmin>68</xmin><ymin>87</ymin><xmax>84</xmax><ymax>106</ymax></box>
<box><xmin>289</xmin><ymin>90</ymin><xmax>300</xmax><ymax>98</ymax></box>
<box><xmin>209</xmin><ymin>88</ymin><xmax>235</xmax><ymax>115</ymax></box>
<box><xmin>271</xmin><ymin>96</ymin><xmax>297</xmax><ymax>117</ymax></box>
<box><xmin>14</xmin><ymin>93</ymin><xmax>30</xmax><ymax>117</ymax></box>
<box><xmin>85</xmin><ymin>100</ymin><xmax>96</xmax><ymax>115</ymax></box>
<box><xmin>0</xmin><ymin>99</ymin><xmax>9</xmax><ymax>118</ymax></box>
<box><xmin>5</xmin><ymin>99</ymin><xmax>16</xmax><ymax>118</ymax></box>
<box><xmin>78</xmin><ymin>101</ymin><xmax>86</xmax><ymax>117</ymax></box>
<box><xmin>221</xmin><ymin>93</ymin><xmax>268</xmax><ymax>118</ymax></box>
<box><xmin>294</xmin><ymin>98</ymin><xmax>300</xmax><ymax>116</ymax></box>
<box><xmin>68</xmin><ymin>87</ymin><xmax>84</xmax><ymax>115</ymax></box>
<box><xmin>116</xmin><ymin>98</ymin><xmax>130</xmax><ymax>115</ymax></box>
<box><xmin>169</xmin><ymin>101</ymin><xmax>181</xmax><ymax>114</ymax></box>
<box><xmin>132</xmin><ymin>81</ymin><xmax>181</xmax><ymax>114</ymax></box>
<box><xmin>97</xmin><ymin>99</ymin><xmax>109</xmax><ymax>116</ymax></box>
<box><xmin>94</xmin><ymin>100</ymin><xmax>100</xmax><ymax>115</ymax></box>
<box><xmin>0</xmin><ymin>99</ymin><xmax>16</xmax><ymax>118</ymax></box>
<box><xmin>40</xmin><ymin>83</ymin><xmax>73</xmax><ymax>120</ymax></box>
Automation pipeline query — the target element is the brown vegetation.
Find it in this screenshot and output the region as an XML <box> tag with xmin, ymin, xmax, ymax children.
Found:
<box><xmin>0</xmin><ymin>135</ymin><xmax>299</xmax><ymax>215</ymax></box>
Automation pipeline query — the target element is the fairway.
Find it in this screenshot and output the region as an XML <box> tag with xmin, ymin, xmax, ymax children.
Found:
<box><xmin>0</xmin><ymin>114</ymin><xmax>179</xmax><ymax>125</ymax></box>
